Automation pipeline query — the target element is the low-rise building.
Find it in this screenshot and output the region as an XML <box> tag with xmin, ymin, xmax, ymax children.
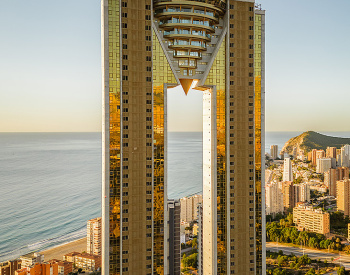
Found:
<box><xmin>14</xmin><ymin>261</ymin><xmax>72</xmax><ymax>275</ymax></box>
<box><xmin>293</xmin><ymin>204</ymin><xmax>330</xmax><ymax>235</ymax></box>
<box><xmin>0</xmin><ymin>260</ymin><xmax>21</xmax><ymax>275</ymax></box>
<box><xmin>48</xmin><ymin>260</ymin><xmax>72</xmax><ymax>275</ymax></box>
<box><xmin>20</xmin><ymin>253</ymin><xmax>43</xmax><ymax>269</ymax></box>
<box><xmin>62</xmin><ymin>252</ymin><xmax>80</xmax><ymax>263</ymax></box>
<box><xmin>63</xmin><ymin>253</ymin><xmax>100</xmax><ymax>272</ymax></box>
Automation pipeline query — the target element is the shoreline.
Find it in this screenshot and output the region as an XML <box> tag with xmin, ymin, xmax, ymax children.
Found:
<box><xmin>40</xmin><ymin>237</ymin><xmax>87</xmax><ymax>261</ymax></box>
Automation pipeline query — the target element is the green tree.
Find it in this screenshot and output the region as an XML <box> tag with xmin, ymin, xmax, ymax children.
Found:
<box><xmin>306</xmin><ymin>268</ymin><xmax>316</xmax><ymax>275</ymax></box>
<box><xmin>192</xmin><ymin>238</ymin><xmax>197</xmax><ymax>249</ymax></box>
<box><xmin>338</xmin><ymin>266</ymin><xmax>346</xmax><ymax>275</ymax></box>
<box><xmin>298</xmin><ymin>255</ymin><xmax>311</xmax><ymax>266</ymax></box>
<box><xmin>181</xmin><ymin>253</ymin><xmax>198</xmax><ymax>269</ymax></box>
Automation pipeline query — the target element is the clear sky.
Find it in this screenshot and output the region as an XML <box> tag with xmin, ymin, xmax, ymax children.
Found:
<box><xmin>0</xmin><ymin>0</ymin><xmax>349</xmax><ymax>132</ymax></box>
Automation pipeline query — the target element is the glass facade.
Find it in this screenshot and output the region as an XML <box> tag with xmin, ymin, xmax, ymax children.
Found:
<box><xmin>254</xmin><ymin>12</ymin><xmax>263</xmax><ymax>274</ymax></box>
<box><xmin>107</xmin><ymin>1</ymin><xmax>121</xmax><ymax>274</ymax></box>
<box><xmin>152</xmin><ymin>30</ymin><xmax>176</xmax><ymax>275</ymax></box>
<box><xmin>103</xmin><ymin>1</ymin><xmax>265</xmax><ymax>274</ymax></box>
<box><xmin>204</xmin><ymin>38</ymin><xmax>226</xmax><ymax>273</ymax></box>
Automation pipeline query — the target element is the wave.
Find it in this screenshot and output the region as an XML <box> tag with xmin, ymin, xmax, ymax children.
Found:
<box><xmin>0</xmin><ymin>227</ymin><xmax>86</xmax><ymax>262</ymax></box>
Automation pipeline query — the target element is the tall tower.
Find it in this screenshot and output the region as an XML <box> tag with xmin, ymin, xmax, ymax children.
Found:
<box><xmin>283</xmin><ymin>157</ymin><xmax>293</xmax><ymax>182</ymax></box>
<box><xmin>102</xmin><ymin>0</ymin><xmax>265</xmax><ymax>274</ymax></box>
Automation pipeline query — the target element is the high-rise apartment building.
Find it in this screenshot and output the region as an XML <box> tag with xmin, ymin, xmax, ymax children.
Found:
<box><xmin>102</xmin><ymin>0</ymin><xmax>265</xmax><ymax>274</ymax></box>
<box><xmin>283</xmin><ymin>157</ymin><xmax>293</xmax><ymax>182</ymax></box>
<box><xmin>87</xmin><ymin>217</ymin><xmax>102</xmax><ymax>256</ymax></box>
<box><xmin>325</xmin><ymin>167</ymin><xmax>349</xmax><ymax>197</ymax></box>
<box><xmin>270</xmin><ymin>145</ymin><xmax>278</xmax><ymax>160</ymax></box>
<box><xmin>336</xmin><ymin>179</ymin><xmax>350</xmax><ymax>216</ymax></box>
<box><xmin>180</xmin><ymin>194</ymin><xmax>202</xmax><ymax>223</ymax></box>
<box><xmin>326</xmin><ymin>147</ymin><xmax>337</xmax><ymax>159</ymax></box>
<box><xmin>166</xmin><ymin>200</ymin><xmax>180</xmax><ymax>275</ymax></box>
<box><xmin>341</xmin><ymin>145</ymin><xmax>350</xmax><ymax>167</ymax></box>
<box><xmin>297</xmin><ymin>183</ymin><xmax>310</xmax><ymax>203</ymax></box>
<box><xmin>316</xmin><ymin>158</ymin><xmax>332</xmax><ymax>174</ymax></box>
<box><xmin>265</xmin><ymin>182</ymin><xmax>283</xmax><ymax>215</ymax></box>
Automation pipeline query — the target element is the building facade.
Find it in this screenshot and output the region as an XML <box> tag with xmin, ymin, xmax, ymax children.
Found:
<box><xmin>325</xmin><ymin>167</ymin><xmax>349</xmax><ymax>197</ymax></box>
<box><xmin>337</xmin><ymin>179</ymin><xmax>350</xmax><ymax>216</ymax></box>
<box><xmin>280</xmin><ymin>181</ymin><xmax>297</xmax><ymax>210</ymax></box>
<box><xmin>102</xmin><ymin>0</ymin><xmax>265</xmax><ymax>274</ymax></box>
<box><xmin>270</xmin><ymin>145</ymin><xmax>278</xmax><ymax>160</ymax></box>
<box><xmin>0</xmin><ymin>260</ymin><xmax>21</xmax><ymax>275</ymax></box>
<box><xmin>316</xmin><ymin>158</ymin><xmax>332</xmax><ymax>174</ymax></box>
<box><xmin>283</xmin><ymin>157</ymin><xmax>293</xmax><ymax>182</ymax></box>
<box><xmin>166</xmin><ymin>200</ymin><xmax>180</xmax><ymax>275</ymax></box>
<box><xmin>293</xmin><ymin>204</ymin><xmax>330</xmax><ymax>235</ymax></box>
<box><xmin>326</xmin><ymin>147</ymin><xmax>337</xmax><ymax>159</ymax></box>
<box><xmin>180</xmin><ymin>194</ymin><xmax>202</xmax><ymax>223</ymax></box>
<box><xmin>87</xmin><ymin>217</ymin><xmax>102</xmax><ymax>255</ymax></box>
<box><xmin>265</xmin><ymin>182</ymin><xmax>283</xmax><ymax>216</ymax></box>
<box><xmin>19</xmin><ymin>253</ymin><xmax>43</xmax><ymax>269</ymax></box>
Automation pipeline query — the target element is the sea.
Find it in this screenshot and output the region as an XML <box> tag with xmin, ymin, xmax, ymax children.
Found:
<box><xmin>1</xmin><ymin>131</ymin><xmax>349</xmax><ymax>262</ymax></box>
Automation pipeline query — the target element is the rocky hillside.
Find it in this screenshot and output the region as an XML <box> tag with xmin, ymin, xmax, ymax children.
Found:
<box><xmin>281</xmin><ymin>131</ymin><xmax>350</xmax><ymax>155</ymax></box>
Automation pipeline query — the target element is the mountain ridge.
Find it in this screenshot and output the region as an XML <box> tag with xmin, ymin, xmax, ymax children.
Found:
<box><xmin>281</xmin><ymin>131</ymin><xmax>350</xmax><ymax>155</ymax></box>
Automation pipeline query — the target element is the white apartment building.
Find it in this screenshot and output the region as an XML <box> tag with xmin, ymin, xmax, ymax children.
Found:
<box><xmin>87</xmin><ymin>217</ymin><xmax>101</xmax><ymax>256</ymax></box>
<box><xmin>265</xmin><ymin>182</ymin><xmax>284</xmax><ymax>215</ymax></box>
<box><xmin>283</xmin><ymin>157</ymin><xmax>293</xmax><ymax>182</ymax></box>
<box><xmin>316</xmin><ymin>158</ymin><xmax>332</xmax><ymax>174</ymax></box>
<box><xmin>341</xmin><ymin>145</ymin><xmax>350</xmax><ymax>167</ymax></box>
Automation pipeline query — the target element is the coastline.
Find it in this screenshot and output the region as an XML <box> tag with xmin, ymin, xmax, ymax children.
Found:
<box><xmin>40</xmin><ymin>237</ymin><xmax>87</xmax><ymax>261</ymax></box>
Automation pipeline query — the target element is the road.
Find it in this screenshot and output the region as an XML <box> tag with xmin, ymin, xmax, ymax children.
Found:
<box><xmin>267</xmin><ymin>242</ymin><xmax>350</xmax><ymax>270</ymax></box>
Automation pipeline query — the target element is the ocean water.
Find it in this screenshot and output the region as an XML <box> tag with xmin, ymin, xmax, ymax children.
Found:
<box><xmin>1</xmin><ymin>131</ymin><xmax>350</xmax><ymax>261</ymax></box>
<box><xmin>0</xmin><ymin>133</ymin><xmax>101</xmax><ymax>262</ymax></box>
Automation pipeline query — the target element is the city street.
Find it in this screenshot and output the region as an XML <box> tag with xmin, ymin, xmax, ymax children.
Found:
<box><xmin>267</xmin><ymin>242</ymin><xmax>350</xmax><ymax>269</ymax></box>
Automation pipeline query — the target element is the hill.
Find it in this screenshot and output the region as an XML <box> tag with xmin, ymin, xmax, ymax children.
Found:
<box><xmin>281</xmin><ymin>131</ymin><xmax>350</xmax><ymax>155</ymax></box>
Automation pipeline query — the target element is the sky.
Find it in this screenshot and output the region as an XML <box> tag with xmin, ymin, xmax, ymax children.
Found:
<box><xmin>0</xmin><ymin>0</ymin><xmax>349</xmax><ymax>132</ymax></box>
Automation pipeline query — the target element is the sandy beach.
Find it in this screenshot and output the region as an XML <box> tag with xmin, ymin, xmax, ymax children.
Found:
<box><xmin>40</xmin><ymin>237</ymin><xmax>87</xmax><ymax>261</ymax></box>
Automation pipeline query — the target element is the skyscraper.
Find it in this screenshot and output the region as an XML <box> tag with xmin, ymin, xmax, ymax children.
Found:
<box><xmin>102</xmin><ymin>1</ymin><xmax>265</xmax><ymax>274</ymax></box>
<box><xmin>87</xmin><ymin>217</ymin><xmax>102</xmax><ymax>256</ymax></box>
<box><xmin>270</xmin><ymin>145</ymin><xmax>278</xmax><ymax>160</ymax></box>
<box><xmin>283</xmin><ymin>157</ymin><xmax>293</xmax><ymax>182</ymax></box>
